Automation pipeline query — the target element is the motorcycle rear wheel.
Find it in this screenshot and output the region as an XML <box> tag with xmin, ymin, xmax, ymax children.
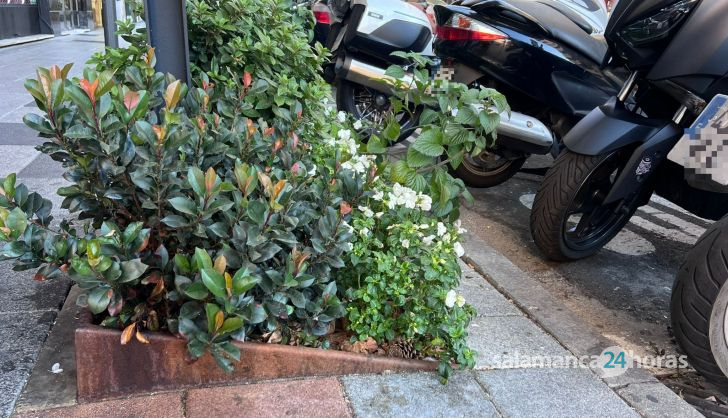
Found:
<box><xmin>450</xmin><ymin>151</ymin><xmax>526</xmax><ymax>188</ymax></box>
<box><xmin>336</xmin><ymin>79</ymin><xmax>420</xmax><ymax>144</ymax></box>
<box><xmin>671</xmin><ymin>216</ymin><xmax>728</xmax><ymax>390</ymax></box>
<box><xmin>530</xmin><ymin>149</ymin><xmax>642</xmax><ymax>261</ymax></box>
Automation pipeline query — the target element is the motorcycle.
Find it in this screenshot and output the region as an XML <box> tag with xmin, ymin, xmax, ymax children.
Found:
<box><xmin>433</xmin><ymin>0</ymin><xmax>627</xmax><ymax>187</ymax></box>
<box><xmin>528</xmin><ymin>0</ymin><xmax>728</xmax><ymax>388</ymax></box>
<box><xmin>319</xmin><ymin>0</ymin><xmax>438</xmax><ymax>142</ymax></box>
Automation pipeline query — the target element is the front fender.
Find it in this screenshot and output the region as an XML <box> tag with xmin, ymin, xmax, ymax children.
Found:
<box><xmin>564</xmin><ymin>98</ymin><xmax>684</xmax><ymax>205</ymax></box>
<box><xmin>563</xmin><ymin>98</ymin><xmax>668</xmax><ymax>156</ymax></box>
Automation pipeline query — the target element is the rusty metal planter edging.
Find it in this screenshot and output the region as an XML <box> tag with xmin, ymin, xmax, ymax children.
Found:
<box><xmin>75</xmin><ymin>312</ymin><xmax>436</xmax><ymax>402</ymax></box>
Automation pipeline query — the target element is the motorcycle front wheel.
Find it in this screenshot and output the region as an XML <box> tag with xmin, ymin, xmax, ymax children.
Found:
<box><xmin>671</xmin><ymin>216</ymin><xmax>728</xmax><ymax>390</ymax></box>
<box><xmin>530</xmin><ymin>149</ymin><xmax>643</xmax><ymax>261</ymax></box>
<box><xmin>336</xmin><ymin>79</ymin><xmax>421</xmax><ymax>144</ymax></box>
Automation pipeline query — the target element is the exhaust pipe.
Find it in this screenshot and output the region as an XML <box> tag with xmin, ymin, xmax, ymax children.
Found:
<box><xmin>490</xmin><ymin>108</ymin><xmax>554</xmax><ymax>155</ymax></box>
<box><xmin>339</xmin><ymin>57</ymin><xmax>554</xmax><ymax>154</ymax></box>
<box><xmin>337</xmin><ymin>56</ymin><xmax>414</xmax><ymax>94</ymax></box>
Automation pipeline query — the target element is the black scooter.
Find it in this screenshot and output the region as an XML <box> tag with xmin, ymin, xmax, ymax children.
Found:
<box><xmin>433</xmin><ymin>0</ymin><xmax>627</xmax><ymax>187</ymax></box>
<box><xmin>529</xmin><ymin>0</ymin><xmax>728</xmax><ymax>389</ymax></box>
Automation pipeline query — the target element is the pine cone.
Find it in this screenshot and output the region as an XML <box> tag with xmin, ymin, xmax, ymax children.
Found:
<box><xmin>386</xmin><ymin>339</ymin><xmax>418</xmax><ymax>359</ymax></box>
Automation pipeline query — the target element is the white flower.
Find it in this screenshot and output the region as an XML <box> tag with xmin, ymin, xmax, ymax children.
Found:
<box><xmin>372</xmin><ymin>190</ymin><xmax>384</xmax><ymax>201</ymax></box>
<box><xmin>353</xmin><ymin>120</ymin><xmax>363</xmax><ymax>130</ymax></box>
<box><xmin>401</xmin><ymin>239</ymin><xmax>410</xmax><ymax>248</ymax></box>
<box><xmin>451</xmin><ymin>107</ymin><xmax>459</xmax><ymax>117</ymax></box>
<box><xmin>417</xmin><ymin>194</ymin><xmax>432</xmax><ymax>212</ymax></box>
<box><xmin>324</xmin><ymin>106</ymin><xmax>333</xmax><ymax>116</ymax></box>
<box><xmin>375</xmin><ymin>212</ymin><xmax>384</xmax><ymax>218</ymax></box>
<box><xmin>358</xmin><ymin>205</ymin><xmax>374</xmax><ymax>218</ymax></box>
<box><xmin>454</xmin><ymin>242</ymin><xmax>465</xmax><ymax>257</ymax></box>
<box><xmin>344</xmin><ymin>242</ymin><xmax>354</xmax><ymax>251</ymax></box>
<box><xmin>337</xmin><ymin>111</ymin><xmax>347</xmax><ymax>123</ymax></box>
<box><xmin>423</xmin><ymin>235</ymin><xmax>435</xmax><ymax>246</ymax></box>
<box><xmin>342</xmin><ymin>154</ymin><xmax>375</xmax><ymax>174</ymax></box>
<box><xmin>359</xmin><ymin>227</ymin><xmax>370</xmax><ymax>237</ymax></box>
<box><xmin>308</xmin><ymin>164</ymin><xmax>317</xmax><ymax>176</ymax></box>
<box><xmin>455</xmin><ymin>294</ymin><xmax>466</xmax><ymax>308</ymax></box>
<box><xmin>418</xmin><ymin>224</ymin><xmax>429</xmax><ymax>230</ymax></box>
<box><xmin>443</xmin><ymin>233</ymin><xmax>451</xmax><ymax>243</ymax></box>
<box><xmin>445</xmin><ymin>290</ymin><xmax>457</xmax><ymax>308</ymax></box>
<box><xmin>342</xmin><ymin>221</ymin><xmax>354</xmax><ymax>233</ymax></box>
<box><xmin>338</xmin><ymin>129</ymin><xmax>351</xmax><ymax>141</ymax></box>
<box><xmin>437</xmin><ymin>222</ymin><xmax>447</xmax><ymax>237</ymax></box>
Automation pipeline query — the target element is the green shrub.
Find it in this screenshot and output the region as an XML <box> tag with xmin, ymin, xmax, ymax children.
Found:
<box><xmin>1</xmin><ymin>0</ymin><xmax>509</xmax><ymax>381</ymax></box>
<box><xmin>4</xmin><ymin>52</ymin><xmax>357</xmax><ymax>369</ymax></box>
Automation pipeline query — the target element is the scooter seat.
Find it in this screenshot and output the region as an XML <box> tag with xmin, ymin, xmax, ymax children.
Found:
<box><xmin>462</xmin><ymin>0</ymin><xmax>609</xmax><ymax>65</ymax></box>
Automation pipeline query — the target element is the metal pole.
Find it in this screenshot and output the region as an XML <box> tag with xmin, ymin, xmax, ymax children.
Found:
<box><xmin>144</xmin><ymin>0</ymin><xmax>191</xmax><ymax>85</ymax></box>
<box><xmin>101</xmin><ymin>0</ymin><xmax>118</xmax><ymax>48</ymax></box>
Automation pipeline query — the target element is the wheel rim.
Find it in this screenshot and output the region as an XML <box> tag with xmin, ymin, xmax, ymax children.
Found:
<box><xmin>351</xmin><ymin>85</ymin><xmax>414</xmax><ymax>132</ymax></box>
<box><xmin>461</xmin><ymin>151</ymin><xmax>515</xmax><ymax>176</ymax></box>
<box><xmin>562</xmin><ymin>151</ymin><xmax>636</xmax><ymax>252</ymax></box>
<box><xmin>709</xmin><ymin>278</ymin><xmax>728</xmax><ymax>377</ymax></box>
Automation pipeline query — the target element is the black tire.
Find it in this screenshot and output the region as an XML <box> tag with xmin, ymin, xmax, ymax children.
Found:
<box><xmin>451</xmin><ymin>154</ymin><xmax>526</xmax><ymax>188</ymax></box>
<box><xmin>336</xmin><ymin>79</ymin><xmax>420</xmax><ymax>144</ymax></box>
<box><xmin>671</xmin><ymin>217</ymin><xmax>728</xmax><ymax>389</ymax></box>
<box><xmin>530</xmin><ymin>150</ymin><xmax>641</xmax><ymax>261</ymax></box>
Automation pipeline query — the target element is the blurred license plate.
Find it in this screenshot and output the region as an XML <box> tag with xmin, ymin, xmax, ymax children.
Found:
<box><xmin>668</xmin><ymin>94</ymin><xmax>728</xmax><ymax>185</ymax></box>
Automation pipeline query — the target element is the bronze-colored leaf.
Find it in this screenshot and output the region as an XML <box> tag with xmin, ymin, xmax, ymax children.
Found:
<box><xmin>79</xmin><ymin>78</ymin><xmax>99</xmax><ymax>104</ymax></box>
<box><xmin>340</xmin><ymin>201</ymin><xmax>352</xmax><ymax>216</ymax></box>
<box><xmin>224</xmin><ymin>272</ymin><xmax>233</xmax><ymax>297</ymax></box>
<box><xmin>146</xmin><ymin>47</ymin><xmax>155</xmax><ymax>66</ymax></box>
<box><xmin>120</xmin><ymin>322</ymin><xmax>136</xmax><ymax>345</ymax></box>
<box><xmin>164</xmin><ymin>79</ymin><xmax>182</xmax><ymax>109</ymax></box>
<box><xmin>272</xmin><ymin>180</ymin><xmax>287</xmax><ymax>201</ymax></box>
<box><xmin>214</xmin><ymin>310</ymin><xmax>224</xmax><ymax>332</ymax></box>
<box><xmin>257</xmin><ymin>172</ymin><xmax>273</xmax><ymax>196</ymax></box>
<box><xmin>214</xmin><ymin>255</ymin><xmax>227</xmax><ymax>274</ymax></box>
<box><xmin>135</xmin><ymin>330</ymin><xmax>150</xmax><ymax>344</ymax></box>
<box><xmin>123</xmin><ymin>91</ymin><xmax>140</xmax><ymax>112</ymax></box>
<box><xmin>243</xmin><ymin>71</ymin><xmax>252</xmax><ymax>89</ymax></box>
<box><xmin>204</xmin><ymin>167</ymin><xmax>217</xmax><ymax>195</ymax></box>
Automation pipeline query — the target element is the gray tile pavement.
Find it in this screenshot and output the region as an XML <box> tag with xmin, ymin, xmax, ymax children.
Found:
<box><xmin>476</xmin><ymin>368</ymin><xmax>640</xmax><ymax>418</ymax></box>
<box><xmin>0</xmin><ymin>31</ymin><xmax>100</xmax><ymax>418</ymax></box>
<box><xmin>341</xmin><ymin>372</ymin><xmax>500</xmax><ymax>418</ymax></box>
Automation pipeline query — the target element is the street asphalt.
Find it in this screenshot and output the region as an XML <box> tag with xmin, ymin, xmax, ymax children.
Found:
<box><xmin>0</xmin><ymin>30</ymin><xmax>707</xmax><ymax>418</ymax></box>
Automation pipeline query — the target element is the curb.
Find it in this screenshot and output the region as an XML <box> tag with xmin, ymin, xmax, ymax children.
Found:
<box><xmin>459</xmin><ymin>207</ymin><xmax>701</xmax><ymax>418</ymax></box>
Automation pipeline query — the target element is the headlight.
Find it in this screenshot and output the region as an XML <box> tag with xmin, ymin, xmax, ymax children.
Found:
<box><xmin>619</xmin><ymin>0</ymin><xmax>698</xmax><ymax>47</ymax></box>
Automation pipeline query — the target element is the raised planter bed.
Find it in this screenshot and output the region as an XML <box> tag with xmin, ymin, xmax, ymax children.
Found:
<box><xmin>75</xmin><ymin>312</ymin><xmax>436</xmax><ymax>402</ymax></box>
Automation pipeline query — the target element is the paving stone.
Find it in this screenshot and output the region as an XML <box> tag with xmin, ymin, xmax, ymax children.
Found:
<box><xmin>467</xmin><ymin>315</ymin><xmax>571</xmax><ymax>369</ymax></box>
<box><xmin>458</xmin><ymin>265</ymin><xmax>521</xmax><ymax>317</ymax></box>
<box><xmin>0</xmin><ymin>311</ymin><xmax>57</xmax><ymax>418</ymax></box>
<box><xmin>186</xmin><ymin>378</ymin><xmax>351</xmax><ymax>418</ymax></box>
<box><xmin>17</xmin><ymin>153</ymin><xmax>66</xmax><ymax>179</ymax></box>
<box><xmin>0</xmin><ymin>261</ymin><xmax>71</xmax><ymax>314</ymax></box>
<box><xmin>616</xmin><ymin>382</ymin><xmax>703</xmax><ymax>418</ymax></box>
<box><xmin>14</xmin><ymin>287</ymin><xmax>82</xmax><ymax>414</ymax></box>
<box><xmin>0</xmin><ymin>145</ymin><xmax>40</xmax><ymax>177</ymax></box>
<box><xmin>477</xmin><ymin>368</ymin><xmax>639</xmax><ymax>417</ymax></box>
<box><xmin>0</xmin><ymin>123</ymin><xmax>43</xmax><ymax>146</ymax></box>
<box><xmin>13</xmin><ymin>392</ymin><xmax>184</xmax><ymax>418</ymax></box>
<box><xmin>340</xmin><ymin>372</ymin><xmax>498</xmax><ymax>418</ymax></box>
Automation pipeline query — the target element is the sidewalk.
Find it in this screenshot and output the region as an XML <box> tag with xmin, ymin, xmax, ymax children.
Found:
<box><xmin>11</xmin><ymin>261</ymin><xmax>699</xmax><ymax>418</ymax></box>
<box><xmin>0</xmin><ymin>30</ymin><xmax>104</xmax><ymax>418</ymax></box>
<box><xmin>0</xmin><ymin>27</ymin><xmax>701</xmax><ymax>418</ymax></box>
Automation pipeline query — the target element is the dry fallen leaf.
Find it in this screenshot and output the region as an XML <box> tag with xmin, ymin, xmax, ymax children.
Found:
<box><xmin>120</xmin><ymin>323</ymin><xmax>136</xmax><ymax>345</ymax></box>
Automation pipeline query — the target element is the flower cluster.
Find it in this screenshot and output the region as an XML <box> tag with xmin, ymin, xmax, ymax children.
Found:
<box><xmin>371</xmin><ymin>183</ymin><xmax>432</xmax><ymax>212</ymax></box>
<box><xmin>342</xmin><ymin>154</ymin><xmax>376</xmax><ymax>174</ymax></box>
